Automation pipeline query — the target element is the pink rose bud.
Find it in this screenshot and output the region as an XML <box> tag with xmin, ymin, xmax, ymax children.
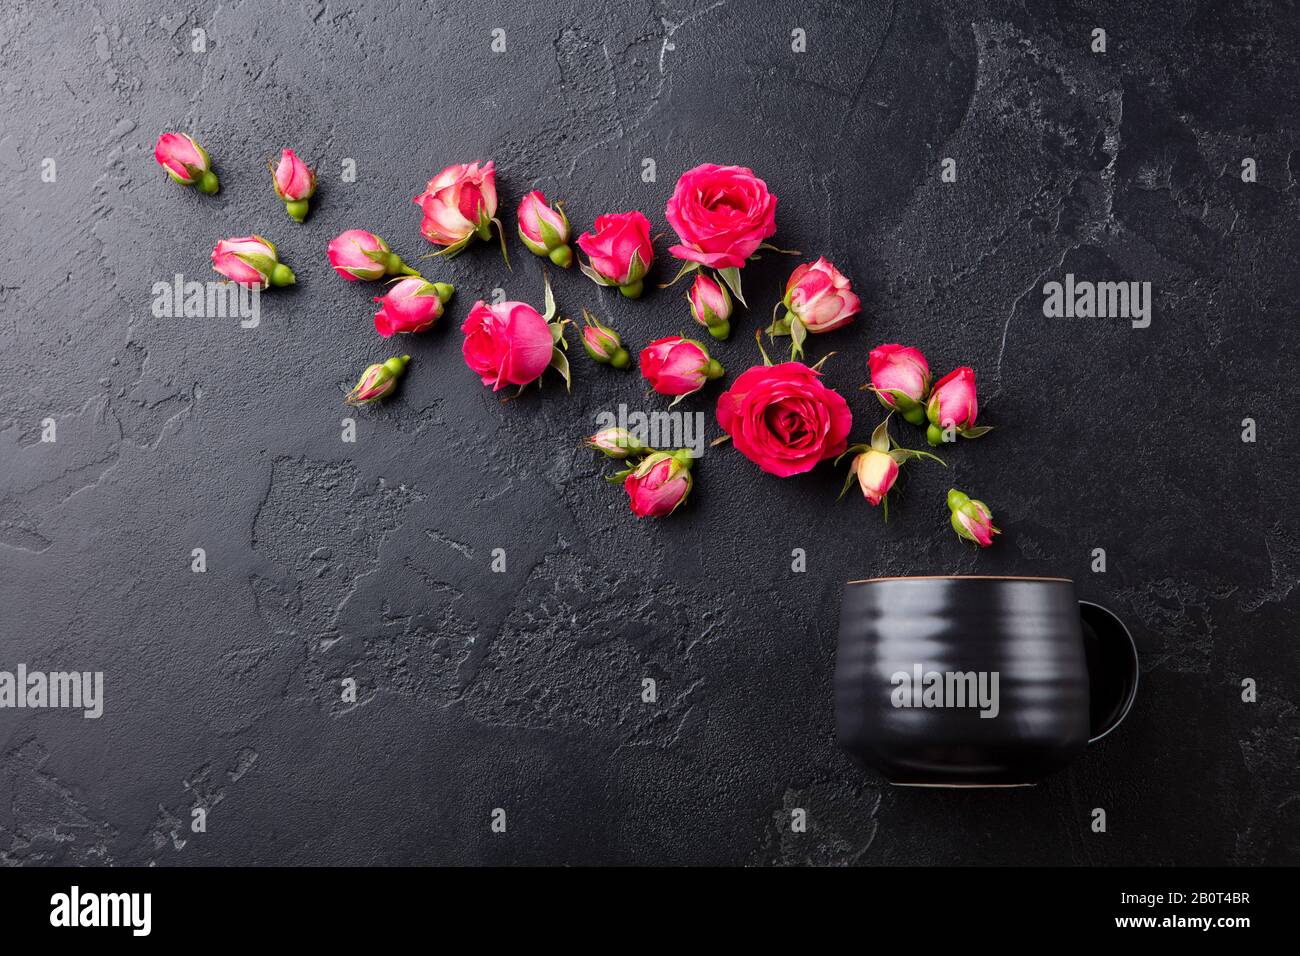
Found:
<box><xmin>926</xmin><ymin>367</ymin><xmax>988</xmax><ymax>446</ymax></box>
<box><xmin>584</xmin><ymin>427</ymin><xmax>649</xmax><ymax>459</ymax></box>
<box><xmin>271</xmin><ymin>148</ymin><xmax>317</xmax><ymax>222</ymax></box>
<box><xmin>346</xmin><ymin>355</ymin><xmax>410</xmax><ymax>406</ymax></box>
<box><xmin>639</xmin><ymin>336</ymin><xmax>724</xmax><ymax>400</ymax></box>
<box><xmin>688</xmin><ymin>272</ymin><xmax>733</xmax><ymax>341</ymax></box>
<box><xmin>577</xmin><ymin>211</ymin><xmax>654</xmax><ymax>298</ymax></box>
<box><xmin>835</xmin><ymin>416</ymin><xmax>944</xmax><ymax>514</ymax></box>
<box><xmin>852</xmin><ymin>449</ymin><xmax>900</xmax><ymax>506</ymax></box>
<box><xmin>328</xmin><ymin>229</ymin><xmax>420</xmax><ymax>282</ymax></box>
<box><xmin>212</xmin><ymin>235</ymin><xmax>295</xmax><ymax>290</ymax></box>
<box><xmin>372</xmin><ymin>277</ymin><xmax>455</xmax><ymax>338</ymax></box>
<box><xmin>462</xmin><ymin>280</ymin><xmax>570</xmax><ymax>392</ymax></box>
<box><xmin>580</xmin><ymin>309</ymin><xmax>631</xmax><ymax>369</ymax></box>
<box><xmin>415</xmin><ymin>161</ymin><xmax>506</xmax><ymax>261</ymax></box>
<box><xmin>517</xmin><ymin>191</ymin><xmax>573</xmax><ymax>268</ymax></box>
<box><xmin>772</xmin><ymin>258</ymin><xmax>860</xmax><ymax>359</ymax></box>
<box><xmin>154</xmin><ymin>132</ymin><xmax>218</xmax><ymax>194</ymax></box>
<box><xmin>868</xmin><ymin>344</ymin><xmax>931</xmax><ymax>426</ymax></box>
<box><xmin>947</xmin><ymin>488</ymin><xmax>1000</xmax><ymax>547</ymax></box>
<box><xmin>624</xmin><ymin>450</ymin><xmax>694</xmax><ymax>518</ymax></box>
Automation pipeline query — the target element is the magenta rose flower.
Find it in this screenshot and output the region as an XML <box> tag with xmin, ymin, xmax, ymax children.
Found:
<box><xmin>926</xmin><ymin>367</ymin><xmax>990</xmax><ymax>446</ymax></box>
<box><xmin>517</xmin><ymin>191</ymin><xmax>573</xmax><ymax>268</ymax></box>
<box><xmin>415</xmin><ymin>161</ymin><xmax>503</xmax><ymax>258</ymax></box>
<box><xmin>271</xmin><ymin>148</ymin><xmax>316</xmax><ymax>221</ymax></box>
<box><xmin>462</xmin><ymin>282</ymin><xmax>569</xmax><ymax>392</ymax></box>
<box><xmin>372</xmin><ymin>277</ymin><xmax>455</xmax><ymax>338</ymax></box>
<box><xmin>154</xmin><ymin>132</ymin><xmax>218</xmax><ymax>193</ymax></box>
<box><xmin>212</xmin><ymin>236</ymin><xmax>295</xmax><ymax>289</ymax></box>
<box><xmin>868</xmin><ymin>344</ymin><xmax>931</xmax><ymax>425</ymax></box>
<box><xmin>577</xmin><ymin>211</ymin><xmax>654</xmax><ymax>298</ymax></box>
<box><xmin>327</xmin><ymin>229</ymin><xmax>420</xmax><ymax>282</ymax></box>
<box><xmin>716</xmin><ymin>362</ymin><xmax>852</xmax><ymax>477</ymax></box>
<box><xmin>665</xmin><ymin>163</ymin><xmax>776</xmax><ymax>271</ymax></box>
<box><xmin>688</xmin><ymin>272</ymin><xmax>733</xmax><ymax>341</ymax></box>
<box><xmin>624</xmin><ymin>450</ymin><xmax>694</xmax><ymax>518</ymax></box>
<box><xmin>948</xmin><ymin>489</ymin><xmax>1000</xmax><ymax>547</ymax></box>
<box><xmin>639</xmin><ymin>336</ymin><xmax>724</xmax><ymax>400</ymax></box>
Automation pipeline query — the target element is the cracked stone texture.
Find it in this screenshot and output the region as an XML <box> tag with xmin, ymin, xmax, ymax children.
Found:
<box><xmin>1</xmin><ymin>0</ymin><xmax>1297</xmax><ymax>866</ymax></box>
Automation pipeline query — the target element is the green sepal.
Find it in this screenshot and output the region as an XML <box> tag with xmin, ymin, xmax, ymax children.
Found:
<box><xmin>717</xmin><ymin>266</ymin><xmax>746</xmax><ymax>307</ymax></box>
<box><xmin>961</xmin><ymin>425</ymin><xmax>993</xmax><ymax>439</ymax></box>
<box><xmin>870</xmin><ymin>416</ymin><xmax>893</xmax><ymax>453</ymax></box>
<box><xmin>658</xmin><ymin>259</ymin><xmax>698</xmax><ymax>289</ymax></box>
<box><xmin>578</xmin><ymin>257</ymin><xmax>614</xmax><ymax>286</ymax></box>
<box><xmin>789</xmin><ymin>317</ymin><xmax>808</xmax><ymax>361</ymax></box>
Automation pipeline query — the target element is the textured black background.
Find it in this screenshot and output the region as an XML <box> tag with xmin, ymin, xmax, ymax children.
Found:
<box><xmin>1</xmin><ymin>0</ymin><xmax>1297</xmax><ymax>866</ymax></box>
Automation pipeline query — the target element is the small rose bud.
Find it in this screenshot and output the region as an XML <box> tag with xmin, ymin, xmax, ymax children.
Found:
<box><xmin>154</xmin><ymin>132</ymin><xmax>218</xmax><ymax>194</ymax></box>
<box><xmin>852</xmin><ymin>448</ymin><xmax>899</xmax><ymax>506</ymax></box>
<box><xmin>517</xmin><ymin>191</ymin><xmax>573</xmax><ymax>268</ymax></box>
<box><xmin>625</xmin><ymin>449</ymin><xmax>694</xmax><ymax>518</ymax></box>
<box><xmin>585</xmin><ymin>427</ymin><xmax>649</xmax><ymax>459</ymax></box>
<box><xmin>639</xmin><ymin>336</ymin><xmax>724</xmax><ymax>399</ymax></box>
<box><xmin>577</xmin><ymin>211</ymin><xmax>654</xmax><ymax>298</ymax></box>
<box><xmin>328</xmin><ymin>229</ymin><xmax>420</xmax><ymax>282</ymax></box>
<box><xmin>212</xmin><ymin>235</ymin><xmax>295</xmax><ymax>289</ymax></box>
<box><xmin>869</xmin><ymin>344</ymin><xmax>931</xmax><ymax>426</ymax></box>
<box><xmin>783</xmin><ymin>258</ymin><xmax>860</xmax><ymax>333</ymax></box>
<box><xmin>688</xmin><ymin>272</ymin><xmax>733</xmax><ymax>340</ymax></box>
<box><xmin>947</xmin><ymin>488</ymin><xmax>1000</xmax><ymax>547</ymax></box>
<box><xmin>580</xmin><ymin>309</ymin><xmax>631</xmax><ymax>369</ymax></box>
<box><xmin>373</xmin><ymin>277</ymin><xmax>454</xmax><ymax>338</ymax></box>
<box><xmin>926</xmin><ymin>367</ymin><xmax>979</xmax><ymax>446</ymax></box>
<box><xmin>271</xmin><ymin>148</ymin><xmax>317</xmax><ymax>222</ymax></box>
<box><xmin>346</xmin><ymin>355</ymin><xmax>411</xmax><ymax>406</ymax></box>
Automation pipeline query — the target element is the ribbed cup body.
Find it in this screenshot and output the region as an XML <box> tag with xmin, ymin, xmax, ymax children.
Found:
<box><xmin>835</xmin><ymin>577</ymin><xmax>1090</xmax><ymax>786</ymax></box>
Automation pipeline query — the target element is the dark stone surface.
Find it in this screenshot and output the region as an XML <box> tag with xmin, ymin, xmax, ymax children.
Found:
<box><xmin>1</xmin><ymin>0</ymin><xmax>1297</xmax><ymax>866</ymax></box>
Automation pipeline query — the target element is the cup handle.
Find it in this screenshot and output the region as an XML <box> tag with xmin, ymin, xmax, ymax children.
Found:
<box><xmin>1079</xmin><ymin>601</ymin><xmax>1140</xmax><ymax>744</ymax></box>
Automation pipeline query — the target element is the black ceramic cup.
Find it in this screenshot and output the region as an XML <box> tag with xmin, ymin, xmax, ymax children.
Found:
<box><xmin>835</xmin><ymin>576</ymin><xmax>1138</xmax><ymax>787</ymax></box>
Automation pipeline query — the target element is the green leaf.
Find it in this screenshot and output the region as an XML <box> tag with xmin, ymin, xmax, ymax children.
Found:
<box><xmin>870</xmin><ymin>416</ymin><xmax>892</xmax><ymax>453</ymax></box>
<box><xmin>549</xmin><ymin>346</ymin><xmax>571</xmax><ymax>393</ymax></box>
<box><xmin>961</xmin><ymin>425</ymin><xmax>993</xmax><ymax>439</ymax></box>
<box><xmin>757</xmin><ymin>241</ymin><xmax>801</xmax><ymax>256</ymax></box>
<box><xmin>542</xmin><ymin>274</ymin><xmax>557</xmax><ymax>321</ymax></box>
<box><xmin>789</xmin><ymin>318</ymin><xmax>807</xmax><ymax>360</ymax></box>
<box><xmin>717</xmin><ymin>266</ymin><xmax>746</xmax><ymax>307</ymax></box>
<box><xmin>578</xmin><ymin>258</ymin><xmax>613</xmax><ymax>286</ymax></box>
<box><xmin>658</xmin><ymin>259</ymin><xmax>698</xmax><ymax>289</ymax></box>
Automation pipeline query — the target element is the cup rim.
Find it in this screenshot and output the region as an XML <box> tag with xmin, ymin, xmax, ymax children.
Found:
<box><xmin>845</xmin><ymin>574</ymin><xmax>1074</xmax><ymax>585</ymax></box>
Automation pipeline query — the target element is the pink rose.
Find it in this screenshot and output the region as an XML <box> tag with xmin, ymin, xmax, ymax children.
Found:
<box><xmin>926</xmin><ymin>367</ymin><xmax>987</xmax><ymax>446</ymax></box>
<box><xmin>154</xmin><ymin>132</ymin><xmax>218</xmax><ymax>193</ymax></box>
<box><xmin>577</xmin><ymin>211</ymin><xmax>654</xmax><ymax>298</ymax></box>
<box><xmin>517</xmin><ymin>191</ymin><xmax>573</xmax><ymax>268</ymax></box>
<box><xmin>688</xmin><ymin>272</ymin><xmax>733</xmax><ymax>340</ymax></box>
<box><xmin>716</xmin><ymin>363</ymin><xmax>852</xmax><ymax>477</ymax></box>
<box><xmin>639</xmin><ymin>336</ymin><xmax>724</xmax><ymax>398</ymax></box>
<box><xmin>212</xmin><ymin>236</ymin><xmax>295</xmax><ymax>289</ymax></box>
<box><xmin>415</xmin><ymin>161</ymin><xmax>499</xmax><ymax>254</ymax></box>
<box><xmin>852</xmin><ymin>449</ymin><xmax>899</xmax><ymax>506</ymax></box>
<box><xmin>868</xmin><ymin>344</ymin><xmax>931</xmax><ymax>425</ymax></box>
<box><xmin>948</xmin><ymin>489</ymin><xmax>1000</xmax><ymax>547</ymax></box>
<box><xmin>372</xmin><ymin>277</ymin><xmax>455</xmax><ymax>338</ymax></box>
<box><xmin>327</xmin><ymin>230</ymin><xmax>419</xmax><ymax>282</ymax></box>
<box><xmin>624</xmin><ymin>451</ymin><xmax>694</xmax><ymax>518</ymax></box>
<box><xmin>272</xmin><ymin>148</ymin><xmax>316</xmax><ymax>221</ymax></box>
<box><xmin>461</xmin><ymin>300</ymin><xmax>557</xmax><ymax>391</ymax></box>
<box><xmin>665</xmin><ymin>163</ymin><xmax>777</xmax><ymax>270</ymax></box>
<box><xmin>784</xmin><ymin>258</ymin><xmax>859</xmax><ymax>333</ymax></box>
